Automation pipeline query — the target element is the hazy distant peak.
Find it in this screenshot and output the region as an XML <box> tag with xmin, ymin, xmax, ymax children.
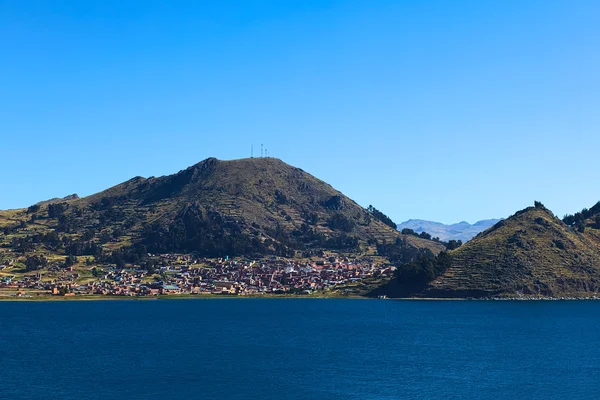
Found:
<box><xmin>397</xmin><ymin>218</ymin><xmax>502</xmax><ymax>242</ymax></box>
<box><xmin>472</xmin><ymin>219</ymin><xmax>502</xmax><ymax>227</ymax></box>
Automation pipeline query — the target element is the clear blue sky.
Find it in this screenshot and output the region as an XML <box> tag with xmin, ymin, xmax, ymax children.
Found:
<box><xmin>1</xmin><ymin>0</ymin><xmax>599</xmax><ymax>224</ymax></box>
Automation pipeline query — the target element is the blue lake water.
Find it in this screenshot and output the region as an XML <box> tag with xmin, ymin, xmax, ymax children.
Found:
<box><xmin>1</xmin><ymin>299</ymin><xmax>599</xmax><ymax>399</ymax></box>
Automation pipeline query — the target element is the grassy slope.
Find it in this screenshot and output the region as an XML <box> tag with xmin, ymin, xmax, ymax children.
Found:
<box><xmin>0</xmin><ymin>157</ymin><xmax>444</xmax><ymax>271</ymax></box>
<box><xmin>424</xmin><ymin>205</ymin><xmax>600</xmax><ymax>297</ymax></box>
<box><xmin>79</xmin><ymin>157</ymin><xmax>444</xmax><ymax>253</ymax></box>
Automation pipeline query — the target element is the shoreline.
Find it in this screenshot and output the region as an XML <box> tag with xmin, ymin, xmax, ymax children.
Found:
<box><xmin>2</xmin><ymin>293</ymin><xmax>600</xmax><ymax>301</ymax></box>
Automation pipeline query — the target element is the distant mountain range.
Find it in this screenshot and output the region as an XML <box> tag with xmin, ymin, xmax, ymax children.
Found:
<box><xmin>397</xmin><ymin>219</ymin><xmax>502</xmax><ymax>242</ymax></box>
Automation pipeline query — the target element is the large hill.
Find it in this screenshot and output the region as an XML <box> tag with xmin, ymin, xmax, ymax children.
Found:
<box><xmin>397</xmin><ymin>218</ymin><xmax>502</xmax><ymax>242</ymax></box>
<box><xmin>0</xmin><ymin>158</ymin><xmax>444</xmax><ymax>266</ymax></box>
<box><xmin>421</xmin><ymin>202</ymin><xmax>600</xmax><ymax>298</ymax></box>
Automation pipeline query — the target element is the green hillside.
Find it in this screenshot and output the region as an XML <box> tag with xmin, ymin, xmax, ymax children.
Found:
<box><xmin>0</xmin><ymin>157</ymin><xmax>444</xmax><ymax>271</ymax></box>
<box><xmin>422</xmin><ymin>202</ymin><xmax>600</xmax><ymax>298</ymax></box>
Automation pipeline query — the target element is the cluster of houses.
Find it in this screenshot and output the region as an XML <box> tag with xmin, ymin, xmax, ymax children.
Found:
<box><xmin>0</xmin><ymin>254</ymin><xmax>396</xmax><ymax>297</ymax></box>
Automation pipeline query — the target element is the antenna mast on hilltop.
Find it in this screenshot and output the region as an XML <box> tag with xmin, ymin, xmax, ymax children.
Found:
<box><xmin>261</xmin><ymin>144</ymin><xmax>264</xmax><ymax>158</ymax></box>
<box><xmin>251</xmin><ymin>144</ymin><xmax>254</xmax><ymax>158</ymax></box>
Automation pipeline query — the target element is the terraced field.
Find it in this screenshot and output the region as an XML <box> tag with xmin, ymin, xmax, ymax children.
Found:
<box><xmin>424</xmin><ymin>204</ymin><xmax>600</xmax><ymax>298</ymax></box>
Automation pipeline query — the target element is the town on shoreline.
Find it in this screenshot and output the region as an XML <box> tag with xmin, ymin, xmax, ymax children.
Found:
<box><xmin>0</xmin><ymin>253</ymin><xmax>395</xmax><ymax>299</ymax></box>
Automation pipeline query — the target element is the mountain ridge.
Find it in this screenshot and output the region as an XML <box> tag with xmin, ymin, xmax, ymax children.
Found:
<box><xmin>0</xmin><ymin>157</ymin><xmax>444</xmax><ymax>266</ymax></box>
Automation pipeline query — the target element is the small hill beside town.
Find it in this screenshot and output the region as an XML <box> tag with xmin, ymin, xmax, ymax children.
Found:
<box><xmin>415</xmin><ymin>202</ymin><xmax>600</xmax><ymax>298</ymax></box>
